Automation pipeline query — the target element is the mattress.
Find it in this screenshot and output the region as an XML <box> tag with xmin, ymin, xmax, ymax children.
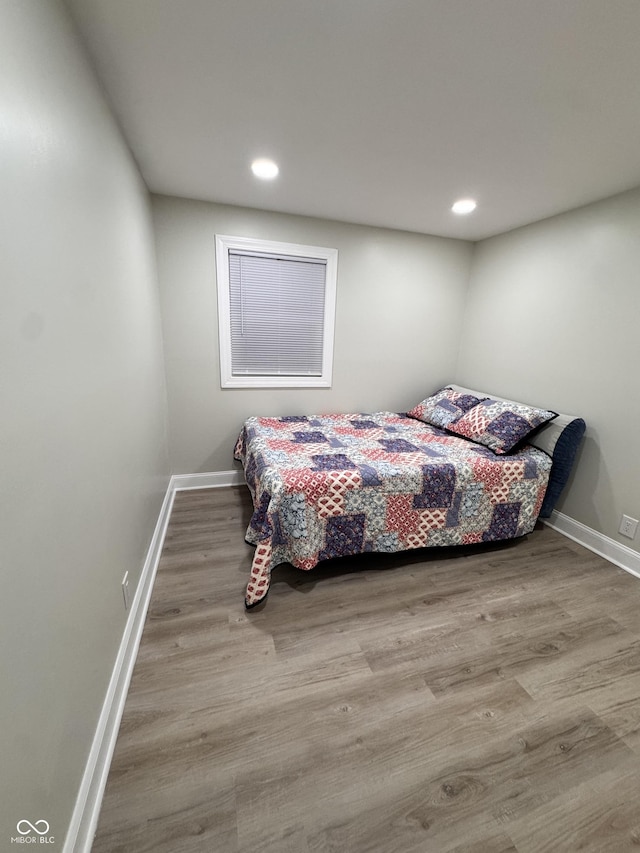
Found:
<box><xmin>234</xmin><ymin>411</ymin><xmax>553</xmax><ymax>607</ymax></box>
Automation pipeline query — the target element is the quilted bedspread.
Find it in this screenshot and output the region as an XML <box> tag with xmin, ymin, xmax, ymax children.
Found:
<box><xmin>234</xmin><ymin>412</ymin><xmax>552</xmax><ymax>607</ymax></box>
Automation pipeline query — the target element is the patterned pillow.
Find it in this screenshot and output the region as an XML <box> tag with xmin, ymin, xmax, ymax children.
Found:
<box><xmin>448</xmin><ymin>398</ymin><xmax>558</xmax><ymax>454</ymax></box>
<box><xmin>408</xmin><ymin>387</ymin><xmax>487</xmax><ymax>430</ymax></box>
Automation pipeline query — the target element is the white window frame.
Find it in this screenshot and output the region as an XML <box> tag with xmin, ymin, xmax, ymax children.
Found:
<box><xmin>215</xmin><ymin>234</ymin><xmax>337</xmax><ymax>388</ymax></box>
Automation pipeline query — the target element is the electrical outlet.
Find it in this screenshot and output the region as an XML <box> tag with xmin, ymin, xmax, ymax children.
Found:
<box><xmin>122</xmin><ymin>571</ymin><xmax>131</xmax><ymax>610</ymax></box>
<box><xmin>619</xmin><ymin>515</ymin><xmax>639</xmax><ymax>540</ymax></box>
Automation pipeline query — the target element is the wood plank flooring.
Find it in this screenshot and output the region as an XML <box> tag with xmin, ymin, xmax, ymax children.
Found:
<box><xmin>92</xmin><ymin>487</ymin><xmax>640</xmax><ymax>852</ymax></box>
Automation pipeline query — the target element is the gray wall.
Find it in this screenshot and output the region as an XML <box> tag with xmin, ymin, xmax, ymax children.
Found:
<box><xmin>457</xmin><ymin>186</ymin><xmax>640</xmax><ymax>551</ymax></box>
<box><xmin>152</xmin><ymin>195</ymin><xmax>474</xmax><ymax>473</ymax></box>
<box><xmin>0</xmin><ymin>0</ymin><xmax>169</xmax><ymax>844</ymax></box>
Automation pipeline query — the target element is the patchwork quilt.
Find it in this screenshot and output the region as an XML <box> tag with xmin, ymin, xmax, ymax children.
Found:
<box><xmin>234</xmin><ymin>412</ymin><xmax>552</xmax><ymax>607</ymax></box>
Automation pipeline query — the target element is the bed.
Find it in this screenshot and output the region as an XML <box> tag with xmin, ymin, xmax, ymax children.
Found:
<box><xmin>234</xmin><ymin>385</ymin><xmax>586</xmax><ymax>608</ymax></box>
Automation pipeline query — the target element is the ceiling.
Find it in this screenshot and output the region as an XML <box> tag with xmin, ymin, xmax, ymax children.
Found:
<box><xmin>65</xmin><ymin>0</ymin><xmax>640</xmax><ymax>241</ymax></box>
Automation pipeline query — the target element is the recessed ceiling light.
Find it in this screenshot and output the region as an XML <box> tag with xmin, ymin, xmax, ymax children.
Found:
<box><xmin>451</xmin><ymin>198</ymin><xmax>477</xmax><ymax>215</ymax></box>
<box><xmin>251</xmin><ymin>158</ymin><xmax>279</xmax><ymax>180</ymax></box>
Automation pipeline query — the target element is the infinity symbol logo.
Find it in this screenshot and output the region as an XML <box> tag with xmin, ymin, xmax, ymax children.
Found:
<box><xmin>16</xmin><ymin>819</ymin><xmax>50</xmax><ymax>835</ymax></box>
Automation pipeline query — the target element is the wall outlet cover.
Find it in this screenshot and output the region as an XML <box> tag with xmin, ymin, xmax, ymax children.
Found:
<box><xmin>122</xmin><ymin>571</ymin><xmax>131</xmax><ymax>610</ymax></box>
<box><xmin>619</xmin><ymin>515</ymin><xmax>639</xmax><ymax>540</ymax></box>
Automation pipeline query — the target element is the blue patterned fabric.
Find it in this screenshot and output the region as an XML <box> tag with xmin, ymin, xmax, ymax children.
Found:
<box><xmin>408</xmin><ymin>387</ymin><xmax>486</xmax><ymax>429</ymax></box>
<box><xmin>235</xmin><ymin>411</ymin><xmax>553</xmax><ymax>607</ymax></box>
<box><xmin>447</xmin><ymin>399</ymin><xmax>557</xmax><ymax>455</ymax></box>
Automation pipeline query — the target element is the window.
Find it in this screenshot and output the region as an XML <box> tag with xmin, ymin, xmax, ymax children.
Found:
<box><xmin>215</xmin><ymin>234</ymin><xmax>337</xmax><ymax>388</ymax></box>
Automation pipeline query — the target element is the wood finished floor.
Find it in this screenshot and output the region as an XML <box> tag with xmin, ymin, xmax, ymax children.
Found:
<box><xmin>92</xmin><ymin>487</ymin><xmax>640</xmax><ymax>852</ymax></box>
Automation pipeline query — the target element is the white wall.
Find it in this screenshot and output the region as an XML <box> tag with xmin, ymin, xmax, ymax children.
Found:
<box><xmin>0</xmin><ymin>0</ymin><xmax>169</xmax><ymax>844</ymax></box>
<box><xmin>153</xmin><ymin>195</ymin><xmax>474</xmax><ymax>473</ymax></box>
<box><xmin>457</xmin><ymin>186</ymin><xmax>640</xmax><ymax>552</ymax></box>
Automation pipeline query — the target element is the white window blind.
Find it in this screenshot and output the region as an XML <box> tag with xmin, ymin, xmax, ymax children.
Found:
<box><xmin>229</xmin><ymin>251</ymin><xmax>326</xmax><ymax>377</ymax></box>
<box><xmin>216</xmin><ymin>234</ymin><xmax>337</xmax><ymax>388</ymax></box>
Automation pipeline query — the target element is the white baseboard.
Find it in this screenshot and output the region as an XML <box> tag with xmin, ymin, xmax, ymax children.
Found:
<box><xmin>64</xmin><ymin>480</ymin><xmax>176</xmax><ymax>853</ymax></box>
<box><xmin>170</xmin><ymin>469</ymin><xmax>244</xmax><ymax>490</ymax></box>
<box><xmin>544</xmin><ymin>510</ymin><xmax>640</xmax><ymax>580</ymax></box>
